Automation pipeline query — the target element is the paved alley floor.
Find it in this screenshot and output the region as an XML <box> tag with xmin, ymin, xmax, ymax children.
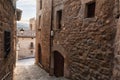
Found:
<box><xmin>14</xmin><ymin>58</ymin><xmax>69</xmax><ymax>80</ymax></box>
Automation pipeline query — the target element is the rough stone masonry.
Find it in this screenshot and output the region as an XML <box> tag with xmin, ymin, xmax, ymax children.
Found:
<box><xmin>0</xmin><ymin>0</ymin><xmax>18</xmax><ymax>80</ymax></box>
<box><xmin>36</xmin><ymin>0</ymin><xmax>120</xmax><ymax>80</ymax></box>
<box><xmin>53</xmin><ymin>0</ymin><xmax>115</xmax><ymax>80</ymax></box>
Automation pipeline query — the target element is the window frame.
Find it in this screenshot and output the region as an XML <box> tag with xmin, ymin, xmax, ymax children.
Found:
<box><xmin>40</xmin><ymin>0</ymin><xmax>42</xmax><ymax>10</ymax></box>
<box><xmin>85</xmin><ymin>1</ymin><xmax>96</xmax><ymax>18</ymax></box>
<box><xmin>56</xmin><ymin>10</ymin><xmax>63</xmax><ymax>30</ymax></box>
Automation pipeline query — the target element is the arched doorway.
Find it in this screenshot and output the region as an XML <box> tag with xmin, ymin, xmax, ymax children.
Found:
<box><xmin>54</xmin><ymin>51</ymin><xmax>64</xmax><ymax>77</ymax></box>
<box><xmin>38</xmin><ymin>44</ymin><xmax>42</xmax><ymax>64</ymax></box>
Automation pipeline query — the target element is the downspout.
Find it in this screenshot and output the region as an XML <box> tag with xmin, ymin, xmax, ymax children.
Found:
<box><xmin>49</xmin><ymin>0</ymin><xmax>54</xmax><ymax>76</ymax></box>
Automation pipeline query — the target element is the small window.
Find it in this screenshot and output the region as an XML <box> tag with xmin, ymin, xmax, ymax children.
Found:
<box><xmin>30</xmin><ymin>42</ymin><xmax>34</xmax><ymax>49</ymax></box>
<box><xmin>86</xmin><ymin>2</ymin><xmax>96</xmax><ymax>18</ymax></box>
<box><xmin>57</xmin><ymin>10</ymin><xmax>62</xmax><ymax>29</ymax></box>
<box><xmin>4</xmin><ymin>31</ymin><xmax>11</xmax><ymax>58</ymax></box>
<box><xmin>31</xmin><ymin>50</ymin><xmax>33</xmax><ymax>53</ymax></box>
<box><xmin>40</xmin><ymin>0</ymin><xmax>42</xmax><ymax>10</ymax></box>
<box><xmin>30</xmin><ymin>24</ymin><xmax>32</xmax><ymax>30</ymax></box>
<box><xmin>115</xmin><ymin>0</ymin><xmax>120</xmax><ymax>19</ymax></box>
<box><xmin>39</xmin><ymin>16</ymin><xmax>41</xmax><ymax>27</ymax></box>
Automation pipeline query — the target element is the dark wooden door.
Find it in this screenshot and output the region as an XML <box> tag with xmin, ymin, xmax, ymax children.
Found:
<box><xmin>54</xmin><ymin>52</ymin><xmax>64</xmax><ymax>77</ymax></box>
<box><xmin>38</xmin><ymin>44</ymin><xmax>42</xmax><ymax>64</ymax></box>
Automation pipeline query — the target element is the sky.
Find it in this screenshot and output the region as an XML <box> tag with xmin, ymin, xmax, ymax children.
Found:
<box><xmin>17</xmin><ymin>0</ymin><xmax>36</xmax><ymax>23</ymax></box>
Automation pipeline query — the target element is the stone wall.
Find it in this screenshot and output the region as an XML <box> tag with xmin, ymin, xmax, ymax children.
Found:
<box><xmin>52</xmin><ymin>0</ymin><xmax>116</xmax><ymax>80</ymax></box>
<box><xmin>35</xmin><ymin>0</ymin><xmax>42</xmax><ymax>66</ymax></box>
<box><xmin>113</xmin><ymin>18</ymin><xmax>120</xmax><ymax>80</ymax></box>
<box><xmin>113</xmin><ymin>0</ymin><xmax>120</xmax><ymax>80</ymax></box>
<box><xmin>36</xmin><ymin>0</ymin><xmax>119</xmax><ymax>80</ymax></box>
<box><xmin>36</xmin><ymin>0</ymin><xmax>52</xmax><ymax>72</ymax></box>
<box><xmin>17</xmin><ymin>37</ymin><xmax>35</xmax><ymax>59</ymax></box>
<box><xmin>29</xmin><ymin>18</ymin><xmax>36</xmax><ymax>31</ymax></box>
<box><xmin>0</xmin><ymin>0</ymin><xmax>16</xmax><ymax>80</ymax></box>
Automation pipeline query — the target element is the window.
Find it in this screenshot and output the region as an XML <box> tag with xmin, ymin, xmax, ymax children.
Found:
<box><xmin>40</xmin><ymin>0</ymin><xmax>42</xmax><ymax>10</ymax></box>
<box><xmin>31</xmin><ymin>50</ymin><xmax>33</xmax><ymax>53</ymax></box>
<box><xmin>39</xmin><ymin>16</ymin><xmax>41</xmax><ymax>27</ymax></box>
<box><xmin>4</xmin><ymin>31</ymin><xmax>11</xmax><ymax>58</ymax></box>
<box><xmin>30</xmin><ymin>42</ymin><xmax>34</xmax><ymax>49</ymax></box>
<box><xmin>115</xmin><ymin>0</ymin><xmax>120</xmax><ymax>19</ymax></box>
<box><xmin>57</xmin><ymin>10</ymin><xmax>62</xmax><ymax>29</ymax></box>
<box><xmin>86</xmin><ymin>2</ymin><xmax>96</xmax><ymax>18</ymax></box>
<box><xmin>30</xmin><ymin>24</ymin><xmax>32</xmax><ymax>30</ymax></box>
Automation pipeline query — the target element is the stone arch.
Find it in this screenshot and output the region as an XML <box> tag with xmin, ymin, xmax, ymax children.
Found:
<box><xmin>50</xmin><ymin>44</ymin><xmax>70</xmax><ymax>78</ymax></box>
<box><xmin>53</xmin><ymin>51</ymin><xmax>64</xmax><ymax>77</ymax></box>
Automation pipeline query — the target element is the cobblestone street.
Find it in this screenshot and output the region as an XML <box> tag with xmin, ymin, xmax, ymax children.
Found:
<box><xmin>14</xmin><ymin>58</ymin><xmax>69</xmax><ymax>80</ymax></box>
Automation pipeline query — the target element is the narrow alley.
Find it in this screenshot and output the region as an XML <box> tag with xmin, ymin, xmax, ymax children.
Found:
<box><xmin>1</xmin><ymin>0</ymin><xmax>120</xmax><ymax>80</ymax></box>
<box><xmin>14</xmin><ymin>58</ymin><xmax>69</xmax><ymax>80</ymax></box>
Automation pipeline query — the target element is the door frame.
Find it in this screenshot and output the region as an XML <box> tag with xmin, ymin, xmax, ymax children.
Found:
<box><xmin>54</xmin><ymin>51</ymin><xmax>64</xmax><ymax>77</ymax></box>
<box><xmin>50</xmin><ymin>44</ymin><xmax>70</xmax><ymax>78</ymax></box>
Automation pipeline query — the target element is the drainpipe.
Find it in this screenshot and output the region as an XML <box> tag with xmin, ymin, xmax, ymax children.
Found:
<box><xmin>49</xmin><ymin>0</ymin><xmax>54</xmax><ymax>76</ymax></box>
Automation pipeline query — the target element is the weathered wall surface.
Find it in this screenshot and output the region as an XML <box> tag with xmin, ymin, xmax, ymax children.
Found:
<box><xmin>17</xmin><ymin>38</ymin><xmax>35</xmax><ymax>59</ymax></box>
<box><xmin>52</xmin><ymin>0</ymin><xmax>116</xmax><ymax>80</ymax></box>
<box><xmin>30</xmin><ymin>18</ymin><xmax>36</xmax><ymax>31</ymax></box>
<box><xmin>40</xmin><ymin>0</ymin><xmax>52</xmax><ymax>72</ymax></box>
<box><xmin>36</xmin><ymin>0</ymin><xmax>52</xmax><ymax>72</ymax></box>
<box><xmin>0</xmin><ymin>0</ymin><xmax>16</xmax><ymax>80</ymax></box>
<box><xmin>113</xmin><ymin>0</ymin><xmax>120</xmax><ymax>79</ymax></box>
<box><xmin>114</xmin><ymin>18</ymin><xmax>120</xmax><ymax>80</ymax></box>
<box><xmin>35</xmin><ymin>0</ymin><xmax>42</xmax><ymax>65</ymax></box>
<box><xmin>36</xmin><ymin>0</ymin><xmax>119</xmax><ymax>80</ymax></box>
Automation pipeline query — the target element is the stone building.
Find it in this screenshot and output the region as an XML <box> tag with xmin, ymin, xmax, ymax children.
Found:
<box><xmin>0</xmin><ymin>0</ymin><xmax>21</xmax><ymax>80</ymax></box>
<box><xmin>36</xmin><ymin>0</ymin><xmax>120</xmax><ymax>80</ymax></box>
<box><xmin>30</xmin><ymin>18</ymin><xmax>36</xmax><ymax>31</ymax></box>
<box><xmin>36</xmin><ymin>0</ymin><xmax>52</xmax><ymax>72</ymax></box>
<box><xmin>17</xmin><ymin>19</ymin><xmax>36</xmax><ymax>60</ymax></box>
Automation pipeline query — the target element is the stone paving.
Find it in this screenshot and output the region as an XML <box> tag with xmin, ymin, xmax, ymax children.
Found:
<box><xmin>14</xmin><ymin>58</ymin><xmax>69</xmax><ymax>80</ymax></box>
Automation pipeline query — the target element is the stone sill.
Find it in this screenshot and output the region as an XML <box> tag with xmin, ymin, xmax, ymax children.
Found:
<box><xmin>83</xmin><ymin>17</ymin><xmax>97</xmax><ymax>22</ymax></box>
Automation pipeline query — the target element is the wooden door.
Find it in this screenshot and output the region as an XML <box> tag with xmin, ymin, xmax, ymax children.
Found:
<box><xmin>38</xmin><ymin>44</ymin><xmax>42</xmax><ymax>64</ymax></box>
<box><xmin>54</xmin><ymin>52</ymin><xmax>64</xmax><ymax>77</ymax></box>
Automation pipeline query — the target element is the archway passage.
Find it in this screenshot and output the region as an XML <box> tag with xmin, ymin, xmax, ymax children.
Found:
<box><xmin>54</xmin><ymin>51</ymin><xmax>64</xmax><ymax>77</ymax></box>
<box><xmin>38</xmin><ymin>44</ymin><xmax>42</xmax><ymax>64</ymax></box>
